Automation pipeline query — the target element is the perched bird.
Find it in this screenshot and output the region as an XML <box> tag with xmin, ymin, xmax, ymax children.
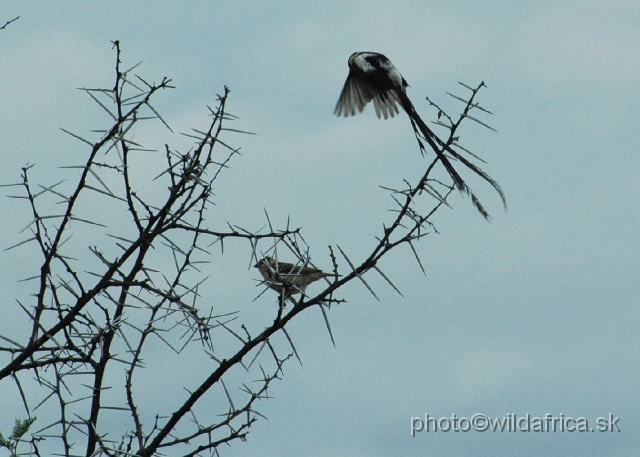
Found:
<box><xmin>334</xmin><ymin>51</ymin><xmax>506</xmax><ymax>219</ymax></box>
<box><xmin>255</xmin><ymin>257</ymin><xmax>333</xmax><ymax>296</ymax></box>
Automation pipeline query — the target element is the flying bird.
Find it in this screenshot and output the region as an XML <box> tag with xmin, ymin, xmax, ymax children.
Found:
<box><xmin>334</xmin><ymin>51</ymin><xmax>409</xmax><ymax>120</ymax></box>
<box><xmin>334</xmin><ymin>51</ymin><xmax>506</xmax><ymax>219</ymax></box>
<box><xmin>255</xmin><ymin>257</ymin><xmax>333</xmax><ymax>296</ymax></box>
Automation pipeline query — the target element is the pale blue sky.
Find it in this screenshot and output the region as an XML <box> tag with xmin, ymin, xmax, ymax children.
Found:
<box><xmin>0</xmin><ymin>2</ymin><xmax>638</xmax><ymax>456</ymax></box>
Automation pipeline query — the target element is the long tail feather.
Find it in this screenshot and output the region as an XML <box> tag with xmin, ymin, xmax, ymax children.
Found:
<box><xmin>398</xmin><ymin>91</ymin><xmax>506</xmax><ymax>219</ymax></box>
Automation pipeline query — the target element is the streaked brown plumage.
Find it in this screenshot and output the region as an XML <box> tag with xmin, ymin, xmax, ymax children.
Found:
<box><xmin>254</xmin><ymin>257</ymin><xmax>333</xmax><ymax>296</ymax></box>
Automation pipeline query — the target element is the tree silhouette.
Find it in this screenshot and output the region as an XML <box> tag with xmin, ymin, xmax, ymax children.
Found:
<box><xmin>0</xmin><ymin>42</ymin><xmax>503</xmax><ymax>457</ymax></box>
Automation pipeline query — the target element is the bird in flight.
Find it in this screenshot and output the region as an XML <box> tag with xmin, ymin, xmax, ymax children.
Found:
<box><xmin>334</xmin><ymin>51</ymin><xmax>409</xmax><ymax>120</ymax></box>
<box><xmin>334</xmin><ymin>51</ymin><xmax>506</xmax><ymax>219</ymax></box>
<box><xmin>255</xmin><ymin>257</ymin><xmax>334</xmax><ymax>297</ymax></box>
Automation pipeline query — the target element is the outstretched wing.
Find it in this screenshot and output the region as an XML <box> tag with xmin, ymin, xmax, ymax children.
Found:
<box><xmin>372</xmin><ymin>89</ymin><xmax>402</xmax><ymax>119</ymax></box>
<box><xmin>335</xmin><ymin>76</ymin><xmax>403</xmax><ymax>119</ymax></box>
<box><xmin>334</xmin><ymin>75</ymin><xmax>377</xmax><ymax>117</ymax></box>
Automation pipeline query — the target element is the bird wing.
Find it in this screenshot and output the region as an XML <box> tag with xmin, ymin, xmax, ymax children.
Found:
<box><xmin>334</xmin><ymin>75</ymin><xmax>378</xmax><ymax>117</ymax></box>
<box><xmin>335</xmin><ymin>77</ymin><xmax>403</xmax><ymax>119</ymax></box>
<box><xmin>279</xmin><ymin>263</ymin><xmax>327</xmax><ymax>277</ymax></box>
<box><xmin>372</xmin><ymin>89</ymin><xmax>402</xmax><ymax>119</ymax></box>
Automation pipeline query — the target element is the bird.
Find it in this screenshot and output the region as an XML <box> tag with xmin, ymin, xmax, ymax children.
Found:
<box><xmin>334</xmin><ymin>51</ymin><xmax>409</xmax><ymax>120</ymax></box>
<box><xmin>254</xmin><ymin>257</ymin><xmax>334</xmax><ymax>296</ymax></box>
<box><xmin>334</xmin><ymin>51</ymin><xmax>506</xmax><ymax>219</ymax></box>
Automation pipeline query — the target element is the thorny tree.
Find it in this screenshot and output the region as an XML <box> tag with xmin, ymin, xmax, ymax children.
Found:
<box><xmin>0</xmin><ymin>42</ymin><xmax>504</xmax><ymax>457</ymax></box>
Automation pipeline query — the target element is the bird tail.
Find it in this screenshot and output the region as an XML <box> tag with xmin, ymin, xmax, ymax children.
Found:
<box><xmin>397</xmin><ymin>91</ymin><xmax>506</xmax><ymax>220</ymax></box>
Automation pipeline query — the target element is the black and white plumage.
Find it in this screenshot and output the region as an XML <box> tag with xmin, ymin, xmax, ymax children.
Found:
<box><xmin>334</xmin><ymin>52</ymin><xmax>409</xmax><ymax>120</ymax></box>
<box><xmin>334</xmin><ymin>52</ymin><xmax>506</xmax><ymax>220</ymax></box>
